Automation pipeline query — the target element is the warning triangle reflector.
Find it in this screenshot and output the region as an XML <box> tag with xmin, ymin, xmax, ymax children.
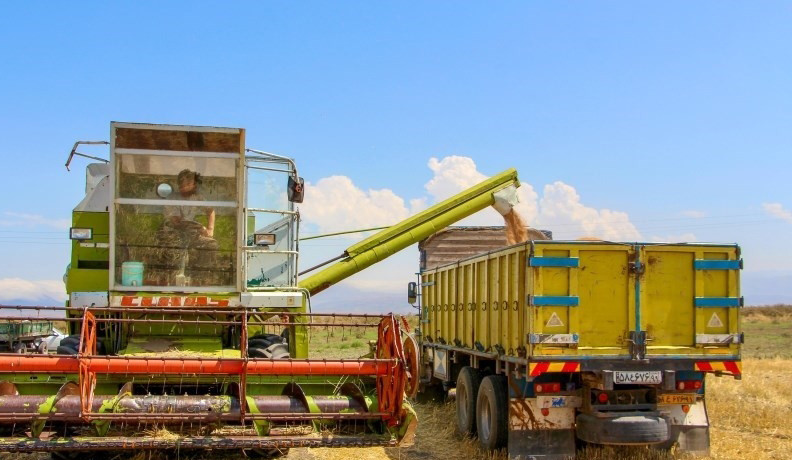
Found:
<box><xmin>545</xmin><ymin>312</ymin><xmax>564</xmax><ymax>327</ymax></box>
<box><xmin>707</xmin><ymin>312</ymin><xmax>724</xmax><ymax>328</ymax></box>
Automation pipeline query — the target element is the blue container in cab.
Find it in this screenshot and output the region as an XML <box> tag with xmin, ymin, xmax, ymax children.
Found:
<box><xmin>121</xmin><ymin>261</ymin><xmax>144</xmax><ymax>286</ymax></box>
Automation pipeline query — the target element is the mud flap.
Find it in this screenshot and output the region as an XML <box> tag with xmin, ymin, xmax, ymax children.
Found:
<box><xmin>508</xmin><ymin>398</ymin><xmax>576</xmax><ymax>460</ymax></box>
<box><xmin>658</xmin><ymin>400</ymin><xmax>710</xmax><ymax>454</ymax></box>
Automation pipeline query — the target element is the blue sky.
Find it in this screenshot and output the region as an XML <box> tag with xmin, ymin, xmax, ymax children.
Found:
<box><xmin>0</xmin><ymin>2</ymin><xmax>790</xmax><ymax>306</ymax></box>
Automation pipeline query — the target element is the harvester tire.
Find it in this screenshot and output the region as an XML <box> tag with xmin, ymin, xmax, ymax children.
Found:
<box><xmin>249</xmin><ymin>338</ymin><xmax>280</xmax><ymax>349</ymax></box>
<box><xmin>250</xmin><ymin>333</ymin><xmax>285</xmax><ymax>343</ymax></box>
<box><xmin>56</xmin><ymin>345</ymin><xmax>78</xmax><ymax>355</ymax></box>
<box><xmin>60</xmin><ymin>335</ymin><xmax>81</xmax><ymax>348</ymax></box>
<box><xmin>476</xmin><ymin>374</ymin><xmax>508</xmax><ymax>451</ymax></box>
<box><xmin>456</xmin><ymin>366</ymin><xmax>482</xmax><ymax>436</ymax></box>
<box><xmin>249</xmin><ymin>343</ymin><xmax>291</xmax><ymax>359</ymax></box>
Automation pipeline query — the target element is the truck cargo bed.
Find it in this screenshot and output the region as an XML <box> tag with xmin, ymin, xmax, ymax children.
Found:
<box><xmin>421</xmin><ymin>240</ymin><xmax>742</xmax><ymax>362</ymax></box>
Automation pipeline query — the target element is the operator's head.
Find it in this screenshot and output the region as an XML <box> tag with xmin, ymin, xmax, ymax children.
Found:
<box><xmin>177</xmin><ymin>169</ymin><xmax>201</xmax><ymax>196</ymax></box>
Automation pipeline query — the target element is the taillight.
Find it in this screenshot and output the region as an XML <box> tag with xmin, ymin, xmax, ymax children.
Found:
<box><xmin>677</xmin><ymin>380</ymin><xmax>702</xmax><ymax>391</ymax></box>
<box><xmin>597</xmin><ymin>392</ymin><xmax>609</xmax><ymax>404</ymax></box>
<box><xmin>534</xmin><ymin>382</ymin><xmax>561</xmax><ymax>394</ymax></box>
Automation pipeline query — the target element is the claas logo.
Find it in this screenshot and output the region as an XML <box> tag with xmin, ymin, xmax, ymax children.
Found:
<box><xmin>120</xmin><ymin>296</ymin><xmax>230</xmax><ymax>307</ymax></box>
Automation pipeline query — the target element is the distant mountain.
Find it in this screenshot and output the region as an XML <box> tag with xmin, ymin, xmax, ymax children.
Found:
<box><xmin>0</xmin><ymin>296</ymin><xmax>64</xmax><ymax>308</ymax></box>
<box><xmin>742</xmin><ymin>272</ymin><xmax>792</xmax><ymax>306</ymax></box>
<box><xmin>309</xmin><ymin>284</ymin><xmax>417</xmax><ymax>314</ymax></box>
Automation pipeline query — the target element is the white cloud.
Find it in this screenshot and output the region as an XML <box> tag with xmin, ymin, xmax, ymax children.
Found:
<box><xmin>763</xmin><ymin>203</ymin><xmax>792</xmax><ymax>224</ymax></box>
<box><xmin>650</xmin><ymin>233</ymin><xmax>698</xmax><ymax>243</ymax></box>
<box><xmin>0</xmin><ymin>278</ymin><xmax>67</xmax><ymax>303</ymax></box>
<box><xmin>300</xmin><ymin>156</ymin><xmax>642</xmax><ymax>244</ymax></box>
<box><xmin>537</xmin><ymin>181</ymin><xmax>642</xmax><ymax>241</ymax></box>
<box><xmin>424</xmin><ymin>156</ymin><xmax>539</xmax><ymax>226</ymax></box>
<box><xmin>680</xmin><ymin>210</ymin><xmax>707</xmax><ymax>218</ymax></box>
<box><xmin>300</xmin><ymin>176</ymin><xmax>411</xmax><ymax>235</ymax></box>
<box><xmin>0</xmin><ymin>212</ymin><xmax>70</xmax><ymax>229</ymax></box>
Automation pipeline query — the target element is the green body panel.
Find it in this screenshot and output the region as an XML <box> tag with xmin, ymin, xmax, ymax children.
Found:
<box><xmin>66</xmin><ymin>211</ymin><xmax>109</xmax><ymax>293</ymax></box>
<box><xmin>299</xmin><ymin>168</ymin><xmax>519</xmax><ymax>295</ymax></box>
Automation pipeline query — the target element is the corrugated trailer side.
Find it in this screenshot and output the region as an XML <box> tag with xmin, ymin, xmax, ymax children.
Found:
<box><xmin>418</xmin><ymin>239</ymin><xmax>742</xmax><ymax>459</ymax></box>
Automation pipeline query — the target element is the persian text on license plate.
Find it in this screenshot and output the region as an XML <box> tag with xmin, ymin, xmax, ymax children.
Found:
<box><xmin>658</xmin><ymin>393</ymin><xmax>696</xmax><ymax>404</ymax></box>
<box><xmin>614</xmin><ymin>370</ymin><xmax>662</xmax><ymax>384</ymax></box>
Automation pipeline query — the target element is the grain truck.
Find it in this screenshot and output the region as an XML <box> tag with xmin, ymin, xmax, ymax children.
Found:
<box><xmin>414</xmin><ymin>229</ymin><xmax>743</xmax><ymax>458</ymax></box>
<box><xmin>0</xmin><ymin>121</ymin><xmax>525</xmax><ymax>457</ymax></box>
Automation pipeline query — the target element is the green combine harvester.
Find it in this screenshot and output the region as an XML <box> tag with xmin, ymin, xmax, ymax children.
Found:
<box><xmin>0</xmin><ymin>122</ymin><xmax>522</xmax><ymax>457</ymax></box>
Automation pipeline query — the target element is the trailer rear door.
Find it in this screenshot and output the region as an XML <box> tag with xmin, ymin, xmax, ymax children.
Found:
<box><xmin>529</xmin><ymin>242</ymin><xmax>741</xmax><ymax>359</ymax></box>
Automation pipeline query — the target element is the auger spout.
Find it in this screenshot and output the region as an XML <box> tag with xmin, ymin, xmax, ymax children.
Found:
<box><xmin>299</xmin><ymin>168</ymin><xmax>520</xmax><ymax>295</ymax></box>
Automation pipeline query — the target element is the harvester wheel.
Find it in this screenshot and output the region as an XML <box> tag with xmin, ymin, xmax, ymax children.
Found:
<box><xmin>476</xmin><ymin>374</ymin><xmax>508</xmax><ymax>451</ymax></box>
<box><xmin>60</xmin><ymin>335</ymin><xmax>81</xmax><ymax>348</ymax></box>
<box><xmin>456</xmin><ymin>366</ymin><xmax>482</xmax><ymax>436</ymax></box>
<box><xmin>249</xmin><ymin>338</ymin><xmax>280</xmax><ymax>349</ymax></box>
<box><xmin>56</xmin><ymin>345</ymin><xmax>78</xmax><ymax>355</ymax></box>
<box><xmin>249</xmin><ymin>343</ymin><xmax>290</xmax><ymax>359</ymax></box>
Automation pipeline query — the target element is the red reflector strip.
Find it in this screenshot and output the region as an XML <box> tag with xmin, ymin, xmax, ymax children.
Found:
<box><xmin>529</xmin><ymin>362</ymin><xmax>580</xmax><ymax>377</ymax></box>
<box><xmin>695</xmin><ymin>361</ymin><xmax>741</xmax><ymax>375</ymax></box>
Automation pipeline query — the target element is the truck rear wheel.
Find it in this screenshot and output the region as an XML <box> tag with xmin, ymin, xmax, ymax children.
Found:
<box><xmin>476</xmin><ymin>374</ymin><xmax>508</xmax><ymax>450</ymax></box>
<box><xmin>456</xmin><ymin>366</ymin><xmax>482</xmax><ymax>436</ymax></box>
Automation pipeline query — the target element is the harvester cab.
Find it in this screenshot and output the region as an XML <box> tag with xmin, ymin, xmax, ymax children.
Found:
<box><xmin>0</xmin><ymin>122</ymin><xmax>418</xmax><ymax>454</ymax></box>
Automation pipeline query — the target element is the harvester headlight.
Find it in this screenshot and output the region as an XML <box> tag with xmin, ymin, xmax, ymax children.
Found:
<box><xmin>254</xmin><ymin>233</ymin><xmax>276</xmax><ymax>246</ymax></box>
<box><xmin>70</xmin><ymin>227</ymin><xmax>93</xmax><ymax>240</ymax></box>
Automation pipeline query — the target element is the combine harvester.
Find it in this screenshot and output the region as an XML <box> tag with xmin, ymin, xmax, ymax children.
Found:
<box><xmin>0</xmin><ymin>122</ymin><xmax>522</xmax><ymax>457</ymax></box>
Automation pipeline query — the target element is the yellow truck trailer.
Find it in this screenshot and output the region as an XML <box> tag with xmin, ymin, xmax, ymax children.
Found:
<box><xmin>414</xmin><ymin>234</ymin><xmax>742</xmax><ymax>458</ymax></box>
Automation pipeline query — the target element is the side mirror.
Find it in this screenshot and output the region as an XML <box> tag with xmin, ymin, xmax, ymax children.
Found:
<box><xmin>288</xmin><ymin>176</ymin><xmax>304</xmax><ymax>203</ymax></box>
<box><xmin>407</xmin><ymin>282</ymin><xmax>417</xmax><ymax>305</ymax></box>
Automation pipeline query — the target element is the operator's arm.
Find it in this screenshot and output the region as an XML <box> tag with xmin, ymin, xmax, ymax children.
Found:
<box><xmin>205</xmin><ymin>208</ymin><xmax>216</xmax><ymax>237</ymax></box>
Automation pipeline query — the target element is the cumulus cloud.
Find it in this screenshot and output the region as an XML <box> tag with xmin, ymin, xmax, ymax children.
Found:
<box><xmin>300</xmin><ymin>176</ymin><xmax>411</xmax><ymax>234</ymax></box>
<box><xmin>300</xmin><ymin>156</ymin><xmax>642</xmax><ymax>242</ymax></box>
<box><xmin>424</xmin><ymin>156</ymin><xmax>539</xmax><ymax>226</ymax></box>
<box><xmin>763</xmin><ymin>203</ymin><xmax>792</xmax><ymax>224</ymax></box>
<box><xmin>0</xmin><ymin>212</ymin><xmax>70</xmax><ymax>229</ymax></box>
<box><xmin>0</xmin><ymin>278</ymin><xmax>67</xmax><ymax>303</ymax></box>
<box><xmin>537</xmin><ymin>182</ymin><xmax>641</xmax><ymax>240</ymax></box>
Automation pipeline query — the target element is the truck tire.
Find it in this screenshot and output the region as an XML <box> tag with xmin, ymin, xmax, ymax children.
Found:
<box><xmin>36</xmin><ymin>340</ymin><xmax>48</xmax><ymax>354</ymax></box>
<box><xmin>456</xmin><ymin>366</ymin><xmax>482</xmax><ymax>436</ymax></box>
<box><xmin>576</xmin><ymin>413</ymin><xmax>670</xmax><ymax>445</ymax></box>
<box><xmin>476</xmin><ymin>375</ymin><xmax>508</xmax><ymax>450</ymax></box>
<box><xmin>12</xmin><ymin>343</ymin><xmax>26</xmax><ymax>354</ymax></box>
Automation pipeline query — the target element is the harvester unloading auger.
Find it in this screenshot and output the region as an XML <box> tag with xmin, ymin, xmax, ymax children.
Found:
<box><xmin>0</xmin><ymin>122</ymin><xmax>521</xmax><ymax>456</ymax></box>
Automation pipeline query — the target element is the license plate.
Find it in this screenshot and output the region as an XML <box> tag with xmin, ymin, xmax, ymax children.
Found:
<box><xmin>614</xmin><ymin>370</ymin><xmax>662</xmax><ymax>384</ymax></box>
<box><xmin>658</xmin><ymin>393</ymin><xmax>696</xmax><ymax>405</ymax></box>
